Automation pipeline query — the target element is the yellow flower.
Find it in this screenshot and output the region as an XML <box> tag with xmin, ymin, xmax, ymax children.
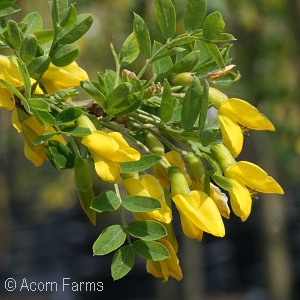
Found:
<box><xmin>153</xmin><ymin>151</ymin><xmax>191</xmax><ymax>189</ymax></box>
<box><xmin>225</xmin><ymin>161</ymin><xmax>284</xmax><ymax>221</ymax></box>
<box><xmin>81</xmin><ymin>131</ymin><xmax>140</xmax><ymax>183</ymax></box>
<box><xmin>122</xmin><ymin>174</ymin><xmax>172</xmax><ymax>223</ymax></box>
<box><xmin>218</xmin><ymin>98</ymin><xmax>275</xmax><ymax>157</ymax></box>
<box><xmin>146</xmin><ymin>238</ymin><xmax>183</xmax><ymax>282</ymax></box>
<box><xmin>12</xmin><ymin>109</ymin><xmax>65</xmax><ymax>167</ymax></box>
<box><xmin>172</xmin><ymin>190</ymin><xmax>225</xmax><ymax>240</ymax></box>
<box><xmin>40</xmin><ymin>62</ymin><xmax>89</xmax><ymax>94</ymax></box>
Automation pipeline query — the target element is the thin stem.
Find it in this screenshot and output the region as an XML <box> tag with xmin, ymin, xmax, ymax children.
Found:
<box><xmin>114</xmin><ymin>183</ymin><xmax>132</xmax><ymax>245</ymax></box>
<box><xmin>110</xmin><ymin>42</ymin><xmax>121</xmax><ymax>89</ymax></box>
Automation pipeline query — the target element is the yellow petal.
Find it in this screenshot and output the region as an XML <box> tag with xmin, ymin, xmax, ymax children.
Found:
<box><xmin>173</xmin><ymin>191</ymin><xmax>225</xmax><ymax>237</ymax></box>
<box><xmin>218</xmin><ymin>112</ymin><xmax>244</xmax><ymax>158</ymax></box>
<box><xmin>93</xmin><ymin>152</ymin><xmax>120</xmax><ymax>183</ymax></box>
<box><xmin>82</xmin><ymin>131</ymin><xmax>119</xmax><ymax>158</ymax></box>
<box><xmin>0</xmin><ymin>55</ymin><xmax>23</xmax><ymax>86</ymax></box>
<box><xmin>0</xmin><ymin>87</ymin><xmax>14</xmax><ymax>110</ymax></box>
<box><xmin>220</xmin><ymin>98</ymin><xmax>275</xmax><ymax>131</ymax></box>
<box><xmin>228</xmin><ymin>178</ymin><xmax>252</xmax><ymax>221</ymax></box>
<box><xmin>180</xmin><ymin>213</ymin><xmax>204</xmax><ymax>240</ymax></box>
<box><xmin>140</xmin><ymin>174</ymin><xmax>165</xmax><ymax>200</ymax></box>
<box><xmin>210</xmin><ymin>183</ymin><xmax>230</xmax><ymax>219</ymax></box>
<box><xmin>226</xmin><ymin>161</ymin><xmax>284</xmax><ymax>194</ymax></box>
<box><xmin>12</xmin><ymin>108</ymin><xmax>22</xmax><ymax>133</ymax></box>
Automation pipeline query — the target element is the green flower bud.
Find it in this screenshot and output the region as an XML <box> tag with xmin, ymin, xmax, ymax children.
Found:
<box><xmin>169</xmin><ymin>72</ymin><xmax>194</xmax><ymax>86</ymax></box>
<box><xmin>168</xmin><ymin>166</ymin><xmax>190</xmax><ymax>196</ymax></box>
<box><xmin>210</xmin><ymin>143</ymin><xmax>236</xmax><ymax>171</ymax></box>
<box><xmin>144</xmin><ymin>132</ymin><xmax>165</xmax><ymax>156</ymax></box>
<box><xmin>208</xmin><ymin>87</ymin><xmax>228</xmax><ymax>109</ymax></box>
<box><xmin>185</xmin><ymin>152</ymin><xmax>205</xmax><ymax>182</ymax></box>
<box><xmin>75</xmin><ymin>114</ymin><xmax>96</xmax><ymax>132</ymax></box>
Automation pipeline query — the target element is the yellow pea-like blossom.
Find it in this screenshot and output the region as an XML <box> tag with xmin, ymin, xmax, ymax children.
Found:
<box><xmin>225</xmin><ymin>161</ymin><xmax>284</xmax><ymax>221</ymax></box>
<box><xmin>218</xmin><ymin>98</ymin><xmax>275</xmax><ymax>157</ymax></box>
<box><xmin>152</xmin><ymin>150</ymin><xmax>191</xmax><ymax>189</ymax></box>
<box><xmin>211</xmin><ymin>143</ymin><xmax>284</xmax><ymax>221</ymax></box>
<box><xmin>146</xmin><ymin>238</ymin><xmax>183</xmax><ymax>282</ymax></box>
<box><xmin>122</xmin><ymin>174</ymin><xmax>172</xmax><ymax>223</ymax></box>
<box><xmin>40</xmin><ymin>62</ymin><xmax>89</xmax><ymax>94</ymax></box>
<box><xmin>81</xmin><ymin>131</ymin><xmax>141</xmax><ymax>183</ymax></box>
<box><xmin>12</xmin><ymin>109</ymin><xmax>65</xmax><ymax>167</ymax></box>
<box><xmin>168</xmin><ymin>166</ymin><xmax>225</xmax><ymax>240</ymax></box>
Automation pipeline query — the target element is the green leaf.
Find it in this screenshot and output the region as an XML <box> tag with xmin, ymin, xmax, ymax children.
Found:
<box><xmin>154</xmin><ymin>0</ymin><xmax>176</xmax><ymax>40</ymax></box>
<box><xmin>111</xmin><ymin>245</ymin><xmax>135</xmax><ymax>280</ymax></box>
<box><xmin>22</xmin><ymin>12</ymin><xmax>43</xmax><ymax>35</ymax></box>
<box><xmin>132</xmin><ymin>240</ymin><xmax>169</xmax><ymax>261</ymax></box>
<box><xmin>184</xmin><ymin>0</ymin><xmax>206</xmax><ymax>32</ymax></box>
<box><xmin>56</xmin><ymin>13</ymin><xmax>93</xmax><ymax>45</ymax></box>
<box><xmin>28</xmin><ymin>98</ymin><xmax>51</xmax><ymax>112</ymax></box>
<box><xmin>55</xmin><ymin>107</ymin><xmax>84</xmax><ymax>125</ymax></box>
<box><xmin>80</xmin><ymin>80</ymin><xmax>107</xmax><ymax>109</ymax></box>
<box><xmin>169</xmin><ymin>50</ymin><xmax>200</xmax><ymax>74</ymax></box>
<box><xmin>104</xmin><ymin>70</ymin><xmax>119</xmax><ymax>93</ymax></box>
<box><xmin>0</xmin><ymin>2</ymin><xmax>20</xmax><ymax>18</ymax></box>
<box><xmin>93</xmin><ymin>225</ymin><xmax>127</xmax><ymax>256</ymax></box>
<box><xmin>51</xmin><ymin>44</ymin><xmax>79</xmax><ymax>67</ymax></box>
<box><xmin>60</xmin><ymin>4</ymin><xmax>77</xmax><ymax>29</ymax></box>
<box><xmin>122</xmin><ymin>196</ymin><xmax>161</xmax><ymax>213</ymax></box>
<box><xmin>198</xmin><ymin>79</ymin><xmax>209</xmax><ymax>132</ymax></box>
<box><xmin>204</xmin><ymin>42</ymin><xmax>225</xmax><ymax>70</ymax></box>
<box><xmin>77</xmin><ymin>188</ymin><xmax>97</xmax><ymax>225</ymax></box>
<box><xmin>74</xmin><ymin>157</ymin><xmax>93</xmax><ymax>192</ymax></box>
<box><xmin>90</xmin><ymin>190</ymin><xmax>121</xmax><ymax>213</ymax></box>
<box><xmin>133</xmin><ymin>13</ymin><xmax>151</xmax><ymax>59</ymax></box>
<box><xmin>60</xmin><ymin>126</ymin><xmax>91</xmax><ymax>137</ymax></box>
<box><xmin>107</xmin><ymin>82</ymin><xmax>132</xmax><ymax>111</ymax></box>
<box><xmin>120</xmin><ymin>154</ymin><xmax>161</xmax><ymax>173</ymax></box>
<box><xmin>200</xmin><ymin>119</ymin><xmax>222</xmax><ymax>146</ymax></box>
<box><xmin>181</xmin><ymin>77</ymin><xmax>202</xmax><ymax>130</ymax></box>
<box><xmin>20</xmin><ymin>34</ymin><xmax>38</xmax><ymax>64</ymax></box>
<box><xmin>7</xmin><ymin>20</ymin><xmax>22</xmax><ymax>49</ymax></box>
<box><xmin>32</xmin><ymin>132</ymin><xmax>58</xmax><ymax>146</ymax></box>
<box><xmin>159</xmin><ymin>79</ymin><xmax>173</xmax><ymax>123</ymax></box>
<box><xmin>203</xmin><ymin>11</ymin><xmax>225</xmax><ymax>41</ymax></box>
<box><xmin>119</xmin><ymin>32</ymin><xmax>140</xmax><ymax>66</ymax></box>
<box><xmin>17</xmin><ymin>58</ymin><xmax>31</xmax><ymax>100</ymax></box>
<box><xmin>45</xmin><ymin>140</ymin><xmax>75</xmax><ymax>170</ymax></box>
<box><xmin>34</xmin><ymin>29</ymin><xmax>54</xmax><ymax>51</ymax></box>
<box><xmin>50</xmin><ymin>0</ymin><xmax>69</xmax><ymax>26</ymax></box>
<box><xmin>152</xmin><ymin>41</ymin><xmax>173</xmax><ymax>75</ymax></box>
<box><xmin>127</xmin><ymin>220</ymin><xmax>167</xmax><ymax>241</ymax></box>
<box><xmin>27</xmin><ymin>55</ymin><xmax>50</xmax><ymax>79</ymax></box>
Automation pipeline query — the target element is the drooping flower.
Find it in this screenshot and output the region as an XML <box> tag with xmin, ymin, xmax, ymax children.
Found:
<box><xmin>186</xmin><ymin>152</ymin><xmax>230</xmax><ymax>219</ymax></box>
<box><xmin>146</xmin><ymin>238</ymin><xmax>183</xmax><ymax>282</ymax></box>
<box><xmin>209</xmin><ymin>88</ymin><xmax>275</xmax><ymax>158</ymax></box>
<box><xmin>225</xmin><ymin>161</ymin><xmax>284</xmax><ymax>221</ymax></box>
<box><xmin>146</xmin><ymin>222</ymin><xmax>182</xmax><ymax>282</ymax></box>
<box><xmin>218</xmin><ymin>98</ymin><xmax>275</xmax><ymax>157</ymax></box>
<box><xmin>168</xmin><ymin>166</ymin><xmax>225</xmax><ymax>240</ymax></box>
<box><xmin>152</xmin><ymin>150</ymin><xmax>191</xmax><ymax>189</ymax></box>
<box><xmin>211</xmin><ymin>143</ymin><xmax>284</xmax><ymax>221</ymax></box>
<box><xmin>81</xmin><ymin>131</ymin><xmax>141</xmax><ymax>183</ymax></box>
<box><xmin>40</xmin><ymin>62</ymin><xmax>89</xmax><ymax>94</ymax></box>
<box><xmin>12</xmin><ymin>109</ymin><xmax>65</xmax><ymax>167</ymax></box>
<box><xmin>122</xmin><ymin>174</ymin><xmax>172</xmax><ymax>223</ymax></box>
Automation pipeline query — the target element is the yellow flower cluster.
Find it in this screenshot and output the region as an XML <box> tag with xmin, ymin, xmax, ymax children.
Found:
<box><xmin>0</xmin><ymin>55</ymin><xmax>88</xmax><ymax>166</ymax></box>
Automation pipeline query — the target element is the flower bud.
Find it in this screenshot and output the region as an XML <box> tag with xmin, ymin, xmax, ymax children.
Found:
<box><xmin>208</xmin><ymin>87</ymin><xmax>228</xmax><ymax>109</ymax></box>
<box><xmin>75</xmin><ymin>114</ymin><xmax>96</xmax><ymax>132</ymax></box>
<box><xmin>169</xmin><ymin>72</ymin><xmax>194</xmax><ymax>86</ymax></box>
<box><xmin>168</xmin><ymin>166</ymin><xmax>190</xmax><ymax>197</ymax></box>
<box><xmin>185</xmin><ymin>152</ymin><xmax>205</xmax><ymax>182</ymax></box>
<box><xmin>144</xmin><ymin>132</ymin><xmax>165</xmax><ymax>156</ymax></box>
<box><xmin>210</xmin><ymin>143</ymin><xmax>236</xmax><ymax>171</ymax></box>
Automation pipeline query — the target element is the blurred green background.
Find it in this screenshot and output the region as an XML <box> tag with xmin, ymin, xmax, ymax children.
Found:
<box><xmin>0</xmin><ymin>0</ymin><xmax>299</xmax><ymax>299</ymax></box>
